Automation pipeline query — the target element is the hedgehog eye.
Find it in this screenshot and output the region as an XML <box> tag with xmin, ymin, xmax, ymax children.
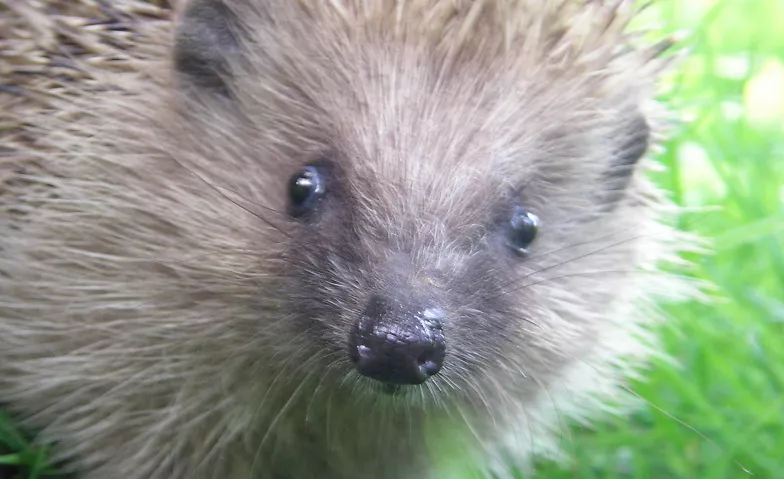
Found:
<box><xmin>507</xmin><ymin>206</ymin><xmax>539</xmax><ymax>256</ymax></box>
<box><xmin>287</xmin><ymin>165</ymin><xmax>325</xmax><ymax>217</ymax></box>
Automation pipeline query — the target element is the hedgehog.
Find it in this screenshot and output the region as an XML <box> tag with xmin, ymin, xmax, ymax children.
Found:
<box><xmin>0</xmin><ymin>1</ymin><xmax>698</xmax><ymax>478</ymax></box>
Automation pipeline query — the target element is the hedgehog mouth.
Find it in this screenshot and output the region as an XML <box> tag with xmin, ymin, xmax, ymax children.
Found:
<box><xmin>360</xmin><ymin>377</ymin><xmax>416</xmax><ymax>397</ymax></box>
<box><xmin>379</xmin><ymin>383</ymin><xmax>403</xmax><ymax>396</ymax></box>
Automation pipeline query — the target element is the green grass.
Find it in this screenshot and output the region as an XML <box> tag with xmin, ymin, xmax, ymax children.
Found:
<box><xmin>0</xmin><ymin>410</ymin><xmax>59</xmax><ymax>479</ymax></box>
<box><xmin>2</xmin><ymin>1</ymin><xmax>783</xmax><ymax>478</ymax></box>
<box><xmin>523</xmin><ymin>1</ymin><xmax>784</xmax><ymax>478</ymax></box>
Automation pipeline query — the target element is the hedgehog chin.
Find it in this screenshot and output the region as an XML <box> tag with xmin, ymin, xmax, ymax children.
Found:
<box><xmin>358</xmin><ymin>376</ymin><xmax>420</xmax><ymax>398</ymax></box>
<box><xmin>379</xmin><ymin>383</ymin><xmax>403</xmax><ymax>396</ymax></box>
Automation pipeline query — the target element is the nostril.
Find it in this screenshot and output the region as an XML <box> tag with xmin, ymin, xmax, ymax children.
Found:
<box><xmin>415</xmin><ymin>330</ymin><xmax>445</xmax><ymax>376</ymax></box>
<box><xmin>356</xmin><ymin>345</ymin><xmax>372</xmax><ymax>361</ymax></box>
<box><xmin>416</xmin><ymin>353</ymin><xmax>429</xmax><ymax>366</ymax></box>
<box><xmin>417</xmin><ymin>353</ymin><xmax>442</xmax><ymax>377</ymax></box>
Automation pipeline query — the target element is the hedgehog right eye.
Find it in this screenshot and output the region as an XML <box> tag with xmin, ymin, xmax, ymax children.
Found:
<box><xmin>287</xmin><ymin>165</ymin><xmax>326</xmax><ymax>218</ymax></box>
<box><xmin>506</xmin><ymin>206</ymin><xmax>539</xmax><ymax>256</ymax></box>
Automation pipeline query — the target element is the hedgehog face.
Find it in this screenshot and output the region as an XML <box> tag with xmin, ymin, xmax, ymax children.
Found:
<box><xmin>171</xmin><ymin>0</ymin><xmax>661</xmax><ymax>401</ymax></box>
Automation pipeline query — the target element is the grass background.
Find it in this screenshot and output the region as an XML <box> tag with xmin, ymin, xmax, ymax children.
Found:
<box><xmin>524</xmin><ymin>1</ymin><xmax>784</xmax><ymax>478</ymax></box>
<box><xmin>1</xmin><ymin>0</ymin><xmax>782</xmax><ymax>478</ymax></box>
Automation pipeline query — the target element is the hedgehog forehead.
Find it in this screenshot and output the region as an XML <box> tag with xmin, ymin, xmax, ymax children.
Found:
<box><xmin>326</xmin><ymin>56</ymin><xmax>537</xmax><ymax>190</ymax></box>
<box><xmin>325</xmin><ymin>83</ymin><xmax>554</xmax><ymax>229</ymax></box>
<box><xmin>340</xmin><ymin>152</ymin><xmax>502</xmax><ymax>229</ymax></box>
<box><xmin>228</xmin><ymin>0</ymin><xmax>649</xmax><ymax>184</ymax></box>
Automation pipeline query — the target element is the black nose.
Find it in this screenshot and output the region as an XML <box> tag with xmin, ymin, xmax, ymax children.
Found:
<box><xmin>349</xmin><ymin>295</ymin><xmax>446</xmax><ymax>385</ymax></box>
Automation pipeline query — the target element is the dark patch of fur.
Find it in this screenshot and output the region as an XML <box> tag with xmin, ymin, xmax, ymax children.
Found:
<box><xmin>601</xmin><ymin>113</ymin><xmax>651</xmax><ymax>208</ymax></box>
<box><xmin>173</xmin><ymin>0</ymin><xmax>241</xmax><ymax>98</ymax></box>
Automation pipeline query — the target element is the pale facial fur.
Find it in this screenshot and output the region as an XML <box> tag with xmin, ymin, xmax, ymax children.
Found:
<box><xmin>0</xmin><ymin>1</ymin><xmax>696</xmax><ymax>478</ymax></box>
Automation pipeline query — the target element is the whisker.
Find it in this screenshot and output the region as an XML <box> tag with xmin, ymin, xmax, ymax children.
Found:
<box><xmin>512</xmin><ymin>268</ymin><xmax>693</xmax><ymax>292</ymax></box>
<box><xmin>493</xmin><ymin>232</ymin><xmax>682</xmax><ymax>300</ymax></box>
<box><xmin>491</xmin><ymin>209</ymin><xmax>711</xmax><ymax>294</ymax></box>
<box><xmin>530</xmin><ymin>373</ymin><xmax>575</xmax><ymax>462</ymax></box>
<box><xmin>619</xmin><ymin>384</ymin><xmax>753</xmax><ymax>476</ymax></box>
<box><xmin>527</xmin><ymin>337</ymin><xmax>754</xmax><ymax>476</ymax></box>
<box><xmin>499</xmin><ymin>307</ymin><xmax>544</xmax><ymax>330</ymax></box>
<box><xmin>212</xmin><ymin>184</ymin><xmax>288</xmax><ymax>218</ymax></box>
<box><xmin>166</xmin><ymin>154</ymin><xmax>292</xmax><ymax>239</ymax></box>
<box><xmin>249</xmin><ymin>351</ymin><xmax>329</xmax><ymax>478</ymax></box>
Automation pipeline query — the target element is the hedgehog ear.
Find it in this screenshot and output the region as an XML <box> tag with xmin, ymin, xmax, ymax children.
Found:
<box><xmin>599</xmin><ymin>112</ymin><xmax>651</xmax><ymax>208</ymax></box>
<box><xmin>173</xmin><ymin>0</ymin><xmax>241</xmax><ymax>99</ymax></box>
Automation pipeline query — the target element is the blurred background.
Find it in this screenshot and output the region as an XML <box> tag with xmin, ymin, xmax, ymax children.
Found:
<box><xmin>527</xmin><ymin>0</ymin><xmax>784</xmax><ymax>478</ymax></box>
<box><xmin>1</xmin><ymin>0</ymin><xmax>783</xmax><ymax>478</ymax></box>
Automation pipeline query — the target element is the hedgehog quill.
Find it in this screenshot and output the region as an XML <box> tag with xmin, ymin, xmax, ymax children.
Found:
<box><xmin>0</xmin><ymin>1</ymin><xmax>699</xmax><ymax>478</ymax></box>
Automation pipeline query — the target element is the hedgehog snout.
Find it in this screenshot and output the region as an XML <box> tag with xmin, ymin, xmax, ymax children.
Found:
<box><xmin>348</xmin><ymin>294</ymin><xmax>446</xmax><ymax>385</ymax></box>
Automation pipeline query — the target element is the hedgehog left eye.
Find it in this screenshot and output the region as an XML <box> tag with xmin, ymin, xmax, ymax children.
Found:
<box><xmin>287</xmin><ymin>165</ymin><xmax>326</xmax><ymax>218</ymax></box>
<box><xmin>507</xmin><ymin>206</ymin><xmax>539</xmax><ymax>256</ymax></box>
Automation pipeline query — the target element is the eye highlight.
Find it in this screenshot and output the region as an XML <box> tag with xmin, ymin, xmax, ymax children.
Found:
<box><xmin>507</xmin><ymin>206</ymin><xmax>539</xmax><ymax>256</ymax></box>
<box><xmin>287</xmin><ymin>165</ymin><xmax>326</xmax><ymax>218</ymax></box>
